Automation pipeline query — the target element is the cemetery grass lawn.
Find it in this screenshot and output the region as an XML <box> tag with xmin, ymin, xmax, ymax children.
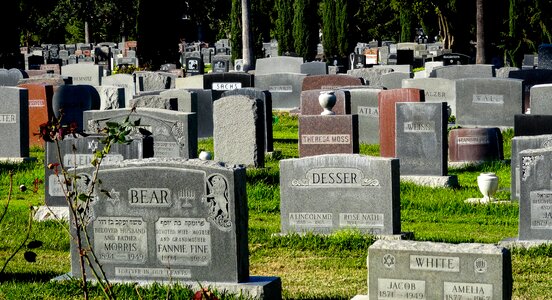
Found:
<box><xmin>1</xmin><ymin>115</ymin><xmax>552</xmax><ymax>299</ymax></box>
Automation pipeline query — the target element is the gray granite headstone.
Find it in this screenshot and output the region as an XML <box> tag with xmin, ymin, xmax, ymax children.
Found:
<box><xmin>300</xmin><ymin>62</ymin><xmax>328</xmax><ymax>75</ymax></box>
<box><xmin>511</xmin><ymin>134</ymin><xmax>552</xmax><ymax>201</ymax></box>
<box><xmin>185</xmin><ymin>89</ymin><xmax>213</xmax><ymax>138</ymax></box>
<box><xmin>254</xmin><ymin>73</ymin><xmax>306</xmax><ymax>109</ymax></box>
<box><xmin>221</xmin><ymin>88</ymin><xmax>273</xmax><ymax>152</ymax></box>
<box><xmin>61</xmin><ymin>64</ymin><xmax>103</xmax><ymax>86</ymax></box>
<box><xmin>455</xmin><ymin>78</ymin><xmax>524</xmax><ymax>127</ymax></box>
<box><xmin>101</xmin><ymin>74</ymin><xmax>136</xmax><ymax>107</ymax></box>
<box><xmin>430</xmin><ymin>64</ymin><xmax>496</xmax><ymax>79</ymax></box>
<box><xmin>213</xmin><ymin>96</ymin><xmax>265</xmax><ymax>168</ymax></box>
<box><xmin>280</xmin><ymin>154</ymin><xmax>400</xmax><ymax>235</ymax></box>
<box><xmin>134</xmin><ymin>71</ymin><xmax>176</xmax><ymax>92</ymax></box>
<box><xmin>381</xmin><ymin>72</ymin><xmax>412</xmax><ymax>89</ymax></box>
<box><xmin>176</xmin><ymin>75</ymin><xmax>204</xmax><ymax>89</ymax></box>
<box><xmin>529</xmin><ymin>84</ymin><xmax>552</xmax><ymax>114</ymax></box>
<box><xmin>129</xmin><ymin>95</ymin><xmax>178</xmax><ymax>110</ymax></box>
<box><xmin>45</xmin><ymin>134</ymin><xmax>152</xmax><ymax>206</ymax></box>
<box><xmin>52</xmin><ymin>84</ymin><xmax>101</xmax><ymax>129</ymax></box>
<box><xmin>69</xmin><ymin>158</ymin><xmax>251</xmax><ymax>283</ymax></box>
<box><xmin>538</xmin><ymin>44</ymin><xmax>552</xmax><ymax>70</ymax></box>
<box><xmin>395</xmin><ymin>102</ymin><xmax>448</xmax><ymax>176</ymax></box>
<box><xmin>255</xmin><ymin>57</ymin><xmax>304</xmax><ymax>75</ymax></box>
<box><xmin>347</xmin><ymin>68</ymin><xmax>393</xmax><ymax>88</ymax></box>
<box><xmin>84</xmin><ymin>108</ymin><xmax>197</xmax><ymax>159</ymax></box>
<box><xmin>0</xmin><ymin>87</ymin><xmax>29</xmax><ymax>158</ymax></box>
<box><xmin>345</xmin><ymin>88</ymin><xmax>381</xmax><ymax>144</ymax></box>
<box><xmin>402</xmin><ymin>78</ymin><xmax>456</xmax><ymax>117</ymax></box>
<box><xmin>518</xmin><ymin>147</ymin><xmax>552</xmax><ymax>240</ymax></box>
<box><xmin>95</xmin><ymin>86</ymin><xmax>125</xmax><ymax>110</ymax></box>
<box><xmin>159</xmin><ymin>89</ymin><xmax>198</xmax><ymax>114</ymax></box>
<box><xmin>368</xmin><ymin>240</ymin><xmax>512</xmax><ymax>300</ymax></box>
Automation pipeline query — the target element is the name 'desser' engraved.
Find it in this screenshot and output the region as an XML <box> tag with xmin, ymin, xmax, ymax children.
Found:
<box><xmin>410</xmin><ymin>255</ymin><xmax>460</xmax><ymax>272</ymax></box>
<box><xmin>302</xmin><ymin>134</ymin><xmax>350</xmax><ymax>144</ymax></box>
<box><xmin>457</xmin><ymin>136</ymin><xmax>490</xmax><ymax>145</ymax></box>
<box><xmin>358</xmin><ymin>106</ymin><xmax>379</xmax><ymax>117</ymax></box>
<box><xmin>530</xmin><ymin>190</ymin><xmax>552</xmax><ymax>229</ymax></box>
<box><xmin>443</xmin><ymin>282</ymin><xmax>493</xmax><ymax>299</ymax></box>
<box><xmin>404</xmin><ymin>121</ymin><xmax>435</xmax><ymax>132</ymax></box>
<box><xmin>292</xmin><ymin>168</ymin><xmax>380</xmax><ymax>187</ymax></box>
<box><xmin>212</xmin><ymin>82</ymin><xmax>242</xmax><ymax>91</ymax></box>
<box><xmin>0</xmin><ymin>114</ymin><xmax>16</xmax><ymax>123</ymax></box>
<box><xmin>378</xmin><ymin>278</ymin><xmax>426</xmax><ymax>299</ymax></box>
<box><xmin>473</xmin><ymin>94</ymin><xmax>504</xmax><ymax>104</ymax></box>
<box><xmin>289</xmin><ymin>213</ymin><xmax>332</xmax><ymax>227</ymax></box>
<box><xmin>128</xmin><ymin>188</ymin><xmax>171</xmax><ymax>206</ymax></box>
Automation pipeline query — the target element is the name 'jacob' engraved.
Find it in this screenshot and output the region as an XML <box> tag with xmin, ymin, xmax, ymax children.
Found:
<box><xmin>291</xmin><ymin>168</ymin><xmax>381</xmax><ymax>187</ymax></box>
<box><xmin>404</xmin><ymin>122</ymin><xmax>435</xmax><ymax>132</ymax></box>
<box><xmin>410</xmin><ymin>255</ymin><xmax>460</xmax><ymax>272</ymax></box>
<box><xmin>128</xmin><ymin>188</ymin><xmax>171</xmax><ymax>206</ymax></box>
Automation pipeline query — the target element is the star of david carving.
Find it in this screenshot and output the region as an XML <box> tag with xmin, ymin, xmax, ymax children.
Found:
<box><xmin>383</xmin><ymin>254</ymin><xmax>395</xmax><ymax>268</ymax></box>
<box><xmin>106</xmin><ymin>188</ymin><xmax>120</xmax><ymax>205</ymax></box>
<box><xmin>88</xmin><ymin>140</ymin><xmax>98</xmax><ymax>152</ymax></box>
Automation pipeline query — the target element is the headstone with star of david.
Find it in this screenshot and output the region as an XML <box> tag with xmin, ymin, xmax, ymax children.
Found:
<box><xmin>67</xmin><ymin>157</ymin><xmax>282</xmax><ymax>296</ymax></box>
<box><xmin>362</xmin><ymin>240</ymin><xmax>512</xmax><ymax>300</ymax></box>
<box><xmin>45</xmin><ymin>133</ymin><xmax>153</xmax><ymax>206</ymax></box>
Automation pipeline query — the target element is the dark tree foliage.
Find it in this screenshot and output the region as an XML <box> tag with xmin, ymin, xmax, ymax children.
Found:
<box><xmin>275</xmin><ymin>0</ymin><xmax>294</xmax><ymax>55</ymax></box>
<box><xmin>321</xmin><ymin>0</ymin><xmax>337</xmax><ymax>59</ymax></box>
<box><xmin>0</xmin><ymin>0</ymin><xmax>21</xmax><ymax>68</ymax></box>
<box><xmin>230</xmin><ymin>0</ymin><xmax>242</xmax><ymax>61</ymax></box>
<box><xmin>293</xmin><ymin>0</ymin><xmax>319</xmax><ymax>61</ymax></box>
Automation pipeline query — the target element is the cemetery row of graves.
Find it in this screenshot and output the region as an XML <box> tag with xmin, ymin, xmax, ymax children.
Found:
<box><xmin>2</xmin><ymin>41</ymin><xmax>552</xmax><ymax>299</ymax></box>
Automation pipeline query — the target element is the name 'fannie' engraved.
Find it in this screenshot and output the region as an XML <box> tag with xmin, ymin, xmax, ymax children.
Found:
<box><xmin>473</xmin><ymin>94</ymin><xmax>504</xmax><ymax>104</ymax></box>
<box><xmin>410</xmin><ymin>255</ymin><xmax>460</xmax><ymax>272</ymax></box>
<box><xmin>403</xmin><ymin>122</ymin><xmax>435</xmax><ymax>132</ymax></box>
<box><xmin>302</xmin><ymin>134</ymin><xmax>350</xmax><ymax>144</ymax></box>
<box><xmin>128</xmin><ymin>188</ymin><xmax>171</xmax><ymax>206</ymax></box>
<box><xmin>357</xmin><ymin>106</ymin><xmax>379</xmax><ymax>116</ymax></box>
<box><xmin>0</xmin><ymin>114</ymin><xmax>16</xmax><ymax>123</ymax></box>
<box><xmin>457</xmin><ymin>136</ymin><xmax>490</xmax><ymax>145</ymax></box>
<box><xmin>212</xmin><ymin>82</ymin><xmax>242</xmax><ymax>91</ymax></box>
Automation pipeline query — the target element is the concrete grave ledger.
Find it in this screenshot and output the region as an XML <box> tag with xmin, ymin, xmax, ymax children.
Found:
<box><xmin>280</xmin><ymin>154</ymin><xmax>400</xmax><ymax>235</ymax></box>
<box><xmin>368</xmin><ymin>240</ymin><xmax>512</xmax><ymax>300</ymax></box>
<box><xmin>70</xmin><ymin>158</ymin><xmax>249</xmax><ymax>283</ymax></box>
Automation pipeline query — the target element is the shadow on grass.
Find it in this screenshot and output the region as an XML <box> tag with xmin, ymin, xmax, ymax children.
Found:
<box><xmin>0</xmin><ymin>270</ymin><xmax>64</xmax><ymax>283</ymax></box>
<box><xmin>273</xmin><ymin>138</ymin><xmax>297</xmax><ymax>144</ymax></box>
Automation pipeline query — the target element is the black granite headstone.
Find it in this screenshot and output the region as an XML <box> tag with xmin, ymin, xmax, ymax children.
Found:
<box><xmin>203</xmin><ymin>72</ymin><xmax>254</xmax><ymax>100</ymax></box>
<box><xmin>514</xmin><ymin>114</ymin><xmax>552</xmax><ymax>136</ymax></box>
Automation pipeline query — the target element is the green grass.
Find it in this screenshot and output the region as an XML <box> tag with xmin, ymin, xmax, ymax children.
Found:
<box><xmin>0</xmin><ymin>112</ymin><xmax>551</xmax><ymax>299</ymax></box>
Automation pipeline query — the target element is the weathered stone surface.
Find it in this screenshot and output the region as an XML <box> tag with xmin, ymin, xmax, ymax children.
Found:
<box><xmin>529</xmin><ymin>84</ymin><xmax>552</xmax><ymax>114</ymax></box>
<box><xmin>402</xmin><ymin>78</ymin><xmax>456</xmax><ymax>117</ymax></box>
<box><xmin>347</xmin><ymin>67</ymin><xmax>393</xmax><ymax>87</ymax></box>
<box><xmin>345</xmin><ymin>88</ymin><xmax>381</xmax><ymax>144</ymax></box>
<box><xmin>101</xmin><ymin>74</ymin><xmax>136</xmax><ymax>107</ymax></box>
<box><xmin>430</xmin><ymin>64</ymin><xmax>496</xmax><ymax>79</ymax></box>
<box><xmin>130</xmin><ymin>95</ymin><xmax>178</xmax><ymax>110</ymax></box>
<box><xmin>254</xmin><ymin>73</ymin><xmax>306</xmax><ymax>109</ymax></box>
<box><xmin>134</xmin><ymin>71</ymin><xmax>176</xmax><ymax>92</ymax></box>
<box><xmin>61</xmin><ymin>64</ymin><xmax>103</xmax><ymax>86</ymax></box>
<box><xmin>449</xmin><ymin>128</ymin><xmax>504</xmax><ymax>163</ymax></box>
<box><xmin>300</xmin><ymin>61</ymin><xmax>327</xmax><ymax>75</ymax></box>
<box><xmin>255</xmin><ymin>56</ymin><xmax>304</xmax><ymax>75</ymax></box>
<box><xmin>378</xmin><ymin>88</ymin><xmax>424</xmax><ymax>157</ymax></box>
<box><xmin>214</xmin><ymin>96</ymin><xmax>265</xmax><ymax>167</ymax></box>
<box><xmin>368</xmin><ymin>240</ymin><xmax>512</xmax><ymax>300</ymax></box>
<box><xmin>301</xmin><ymin>75</ymin><xmax>364</xmax><ymax>91</ymax></box>
<box><xmin>381</xmin><ymin>72</ymin><xmax>412</xmax><ymax>90</ymax></box>
<box><xmin>280</xmin><ymin>154</ymin><xmax>400</xmax><ymax>235</ymax></box>
<box><xmin>95</xmin><ymin>86</ymin><xmax>125</xmax><ymax>110</ymax></box>
<box><xmin>298</xmin><ymin>115</ymin><xmax>359</xmax><ymax>157</ymax></box>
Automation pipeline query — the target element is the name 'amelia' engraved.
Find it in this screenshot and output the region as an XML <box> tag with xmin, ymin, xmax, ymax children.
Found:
<box><xmin>302</xmin><ymin>134</ymin><xmax>350</xmax><ymax>144</ymax></box>
<box><xmin>457</xmin><ymin>136</ymin><xmax>490</xmax><ymax>145</ymax></box>
<box><xmin>128</xmin><ymin>188</ymin><xmax>171</xmax><ymax>206</ymax></box>
<box><xmin>473</xmin><ymin>94</ymin><xmax>504</xmax><ymax>104</ymax></box>
<box><xmin>410</xmin><ymin>255</ymin><xmax>460</xmax><ymax>272</ymax></box>
<box><xmin>443</xmin><ymin>282</ymin><xmax>493</xmax><ymax>297</ymax></box>
<box><xmin>291</xmin><ymin>167</ymin><xmax>380</xmax><ymax>187</ymax></box>
<box><xmin>403</xmin><ymin>122</ymin><xmax>435</xmax><ymax>132</ymax></box>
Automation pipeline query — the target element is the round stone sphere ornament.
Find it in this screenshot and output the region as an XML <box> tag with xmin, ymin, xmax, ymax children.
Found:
<box><xmin>477</xmin><ymin>172</ymin><xmax>499</xmax><ymax>203</ymax></box>
<box><xmin>199</xmin><ymin>151</ymin><xmax>212</xmax><ymax>161</ymax></box>
<box><xmin>319</xmin><ymin>91</ymin><xmax>337</xmax><ymax>115</ymax></box>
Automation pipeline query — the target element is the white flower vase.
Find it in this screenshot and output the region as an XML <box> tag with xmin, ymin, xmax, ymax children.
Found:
<box><xmin>319</xmin><ymin>91</ymin><xmax>337</xmax><ymax>115</ymax></box>
<box><xmin>477</xmin><ymin>172</ymin><xmax>499</xmax><ymax>203</ymax></box>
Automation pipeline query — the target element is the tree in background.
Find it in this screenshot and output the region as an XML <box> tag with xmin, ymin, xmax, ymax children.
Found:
<box><xmin>321</xmin><ymin>0</ymin><xmax>337</xmax><ymax>60</ymax></box>
<box><xmin>335</xmin><ymin>0</ymin><xmax>351</xmax><ymax>57</ymax></box>
<box><xmin>230</xmin><ymin>0</ymin><xmax>242</xmax><ymax>61</ymax></box>
<box><xmin>293</xmin><ymin>0</ymin><xmax>319</xmax><ymax>61</ymax></box>
<box><xmin>242</xmin><ymin>0</ymin><xmax>253</xmax><ymax>71</ymax></box>
<box><xmin>476</xmin><ymin>0</ymin><xmax>486</xmax><ymax>63</ymax></box>
<box><xmin>275</xmin><ymin>0</ymin><xmax>294</xmax><ymax>55</ymax></box>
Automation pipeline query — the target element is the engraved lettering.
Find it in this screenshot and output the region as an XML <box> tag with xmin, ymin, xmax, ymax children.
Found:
<box><xmin>425</xmin><ymin>91</ymin><xmax>446</xmax><ymax>98</ymax></box>
<box><xmin>378</xmin><ymin>278</ymin><xmax>426</xmax><ymax>299</ymax></box>
<box><xmin>155</xmin><ymin>217</ymin><xmax>211</xmax><ymax>266</ymax></box>
<box><xmin>457</xmin><ymin>136</ymin><xmax>490</xmax><ymax>145</ymax></box>
<box><xmin>289</xmin><ymin>213</ymin><xmax>333</xmax><ymax>227</ymax></box>
<box><xmin>301</xmin><ymin>134</ymin><xmax>351</xmax><ymax>144</ymax></box>
<box><xmin>473</xmin><ymin>94</ymin><xmax>504</xmax><ymax>104</ymax></box>
<box><xmin>212</xmin><ymin>82</ymin><xmax>242</xmax><ymax>91</ymax></box>
<box><xmin>268</xmin><ymin>85</ymin><xmax>293</xmax><ymax>93</ymax></box>
<box><xmin>443</xmin><ymin>282</ymin><xmax>493</xmax><ymax>299</ymax></box>
<box><xmin>93</xmin><ymin>217</ymin><xmax>147</xmax><ymax>263</ymax></box>
<box><xmin>410</xmin><ymin>255</ymin><xmax>460</xmax><ymax>272</ymax></box>
<box><xmin>404</xmin><ymin>122</ymin><xmax>435</xmax><ymax>132</ymax></box>
<box><xmin>29</xmin><ymin>99</ymin><xmax>45</xmax><ymax>107</ymax></box>
<box><xmin>128</xmin><ymin>188</ymin><xmax>171</xmax><ymax>206</ymax></box>
<box><xmin>530</xmin><ymin>190</ymin><xmax>552</xmax><ymax>229</ymax></box>
<box><xmin>0</xmin><ymin>114</ymin><xmax>16</xmax><ymax>123</ymax></box>
<box><xmin>357</xmin><ymin>106</ymin><xmax>379</xmax><ymax>117</ymax></box>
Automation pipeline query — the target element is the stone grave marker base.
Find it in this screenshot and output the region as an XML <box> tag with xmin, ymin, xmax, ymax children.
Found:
<box><xmin>0</xmin><ymin>157</ymin><xmax>36</xmax><ymax>163</ymax></box>
<box><xmin>33</xmin><ymin>206</ymin><xmax>70</xmax><ymax>222</ymax></box>
<box><xmin>272</xmin><ymin>232</ymin><xmax>415</xmax><ymax>241</ymax></box>
<box><xmin>51</xmin><ymin>273</ymin><xmax>282</xmax><ymax>300</ymax></box>
<box><xmin>400</xmin><ymin>175</ymin><xmax>458</xmax><ymax>188</ymax></box>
